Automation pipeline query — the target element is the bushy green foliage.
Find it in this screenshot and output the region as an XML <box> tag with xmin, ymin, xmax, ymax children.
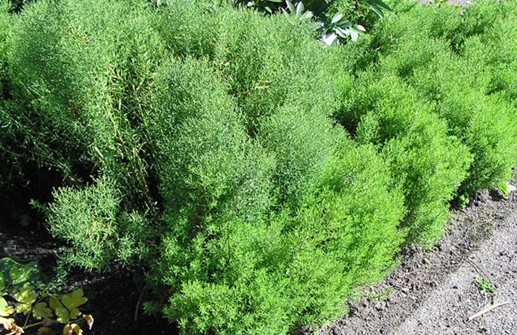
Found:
<box><xmin>368</xmin><ymin>0</ymin><xmax>517</xmax><ymax>195</ymax></box>
<box><xmin>292</xmin><ymin>140</ymin><xmax>405</xmax><ymax>322</ymax></box>
<box><xmin>461</xmin><ymin>1</ymin><xmax>517</xmax><ymax>102</ymax></box>
<box><xmin>148</xmin><ymin>57</ymin><xmax>275</xmax><ymax>227</ymax></box>
<box><xmin>0</xmin><ymin>1</ymin><xmax>8</xmax><ymax>73</ymax></box>
<box><xmin>48</xmin><ymin>176</ymin><xmax>152</xmax><ymax>271</ymax></box>
<box><xmin>337</xmin><ymin>74</ymin><xmax>472</xmax><ymax>242</ymax></box>
<box><xmin>8</xmin><ymin>0</ymin><xmax>164</xmax><ymax>210</ymax></box>
<box><xmin>151</xmin><ymin>0</ymin><xmax>223</xmax><ymax>59</ymax></box>
<box><xmin>0</xmin><ymin>1</ymin><xmax>11</xmax><ymax>190</ymax></box>
<box><xmin>2</xmin><ymin>0</ymin><xmax>517</xmax><ymax>334</ymax></box>
<box><xmin>257</xmin><ymin>103</ymin><xmax>339</xmax><ymax>207</ymax></box>
<box><xmin>411</xmin><ymin>61</ymin><xmax>517</xmax><ymax>194</ymax></box>
<box><xmin>154</xmin><ymin>137</ymin><xmax>404</xmax><ymax>334</ymax></box>
<box><xmin>153</xmin><ymin>0</ymin><xmax>338</xmax><ymax>132</ymax></box>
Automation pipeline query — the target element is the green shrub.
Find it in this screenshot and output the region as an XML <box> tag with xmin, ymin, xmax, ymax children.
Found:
<box><xmin>435</xmin><ymin>88</ymin><xmax>517</xmax><ymax>194</ymax></box>
<box><xmin>463</xmin><ymin>1</ymin><xmax>517</xmax><ymax>103</ymax></box>
<box><xmin>372</xmin><ymin>1</ymin><xmax>493</xmax><ymax>57</ymax></box>
<box><xmin>3</xmin><ymin>0</ymin><xmax>517</xmax><ymax>334</ymax></box>
<box><xmin>363</xmin><ymin>0</ymin><xmax>517</xmax><ymax>197</ymax></box>
<box><xmin>0</xmin><ymin>1</ymin><xmax>9</xmax><ymax>74</ymax></box>
<box><xmin>0</xmin><ymin>0</ymin><xmax>13</xmax><ymax>181</ymax></box>
<box><xmin>406</xmin><ymin>45</ymin><xmax>517</xmax><ymax>195</ymax></box>
<box><xmin>48</xmin><ymin>176</ymin><xmax>152</xmax><ymax>271</ymax></box>
<box><xmin>290</xmin><ymin>139</ymin><xmax>405</xmax><ymax>323</ymax></box>
<box><xmin>337</xmin><ymin>74</ymin><xmax>472</xmax><ymax>242</ymax></box>
<box><xmin>151</xmin><ymin>0</ymin><xmax>223</xmax><ymax>59</ymax></box>
<box><xmin>257</xmin><ymin>103</ymin><xmax>340</xmax><ymax>207</ymax></box>
<box><xmin>8</xmin><ymin>0</ymin><xmax>164</xmax><ymax>210</ymax></box>
<box><xmin>148</xmin><ymin>57</ymin><xmax>275</xmax><ymax>228</ymax></box>
<box><xmin>153</xmin><ymin>137</ymin><xmax>405</xmax><ymax>334</ymax></box>
<box><xmin>216</xmin><ymin>12</ymin><xmax>337</xmax><ymax>129</ymax></box>
<box><xmin>154</xmin><ymin>1</ymin><xmax>339</xmax><ymax>132</ymax></box>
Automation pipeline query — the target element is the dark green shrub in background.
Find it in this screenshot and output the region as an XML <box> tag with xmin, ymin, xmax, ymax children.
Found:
<box><xmin>230</xmin><ymin>0</ymin><xmax>395</xmax><ymax>43</ymax></box>
<box><xmin>7</xmin><ymin>0</ymin><xmax>165</xmax><ymax>213</ymax></box>
<box><xmin>3</xmin><ymin>0</ymin><xmax>166</xmax><ymax>265</ymax></box>
<box><xmin>0</xmin><ymin>1</ymin><xmax>11</xmax><ymax>174</ymax></box>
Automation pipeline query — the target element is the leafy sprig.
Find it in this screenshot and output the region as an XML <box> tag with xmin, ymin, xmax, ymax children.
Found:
<box><xmin>0</xmin><ymin>257</ymin><xmax>94</xmax><ymax>335</ymax></box>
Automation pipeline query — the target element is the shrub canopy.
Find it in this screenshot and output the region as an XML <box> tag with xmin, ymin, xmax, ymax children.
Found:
<box><xmin>1</xmin><ymin>0</ymin><xmax>516</xmax><ymax>334</ymax></box>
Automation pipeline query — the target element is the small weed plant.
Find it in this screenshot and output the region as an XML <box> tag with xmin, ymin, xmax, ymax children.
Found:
<box><xmin>474</xmin><ymin>278</ymin><xmax>495</xmax><ymax>295</ymax></box>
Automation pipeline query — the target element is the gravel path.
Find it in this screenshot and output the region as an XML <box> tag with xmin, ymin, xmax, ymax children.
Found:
<box><xmin>392</xmin><ymin>211</ymin><xmax>517</xmax><ymax>335</ymax></box>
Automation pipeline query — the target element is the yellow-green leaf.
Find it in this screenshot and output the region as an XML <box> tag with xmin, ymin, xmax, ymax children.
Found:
<box><xmin>72</xmin><ymin>323</ymin><xmax>83</xmax><ymax>335</ymax></box>
<box><xmin>84</xmin><ymin>314</ymin><xmax>94</xmax><ymax>330</ymax></box>
<box><xmin>37</xmin><ymin>326</ymin><xmax>52</xmax><ymax>334</ymax></box>
<box><xmin>61</xmin><ymin>289</ymin><xmax>87</xmax><ymax>319</ymax></box>
<box><xmin>33</xmin><ymin>302</ymin><xmax>53</xmax><ymax>319</ymax></box>
<box><xmin>0</xmin><ymin>297</ymin><xmax>14</xmax><ymax>317</ymax></box>
<box><xmin>14</xmin><ymin>284</ymin><xmax>37</xmax><ymax>314</ymax></box>
<box><xmin>62</xmin><ymin>289</ymin><xmax>87</xmax><ymax>309</ymax></box>
<box><xmin>49</xmin><ymin>296</ymin><xmax>61</xmax><ymax>311</ymax></box>
<box><xmin>50</xmin><ymin>297</ymin><xmax>69</xmax><ymax>323</ymax></box>
<box><xmin>55</xmin><ymin>305</ymin><xmax>70</xmax><ymax>323</ymax></box>
<box><xmin>63</xmin><ymin>323</ymin><xmax>82</xmax><ymax>335</ymax></box>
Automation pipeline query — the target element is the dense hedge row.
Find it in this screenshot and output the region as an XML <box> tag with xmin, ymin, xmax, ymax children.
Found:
<box><xmin>334</xmin><ymin>0</ymin><xmax>517</xmax><ymax>241</ymax></box>
<box><xmin>1</xmin><ymin>0</ymin><xmax>516</xmax><ymax>333</ymax></box>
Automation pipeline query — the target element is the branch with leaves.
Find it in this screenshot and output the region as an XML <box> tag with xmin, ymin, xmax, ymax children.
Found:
<box><xmin>0</xmin><ymin>257</ymin><xmax>94</xmax><ymax>335</ymax></box>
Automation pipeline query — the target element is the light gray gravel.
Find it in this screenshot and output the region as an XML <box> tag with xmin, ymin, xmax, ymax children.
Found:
<box><xmin>392</xmin><ymin>211</ymin><xmax>517</xmax><ymax>335</ymax></box>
